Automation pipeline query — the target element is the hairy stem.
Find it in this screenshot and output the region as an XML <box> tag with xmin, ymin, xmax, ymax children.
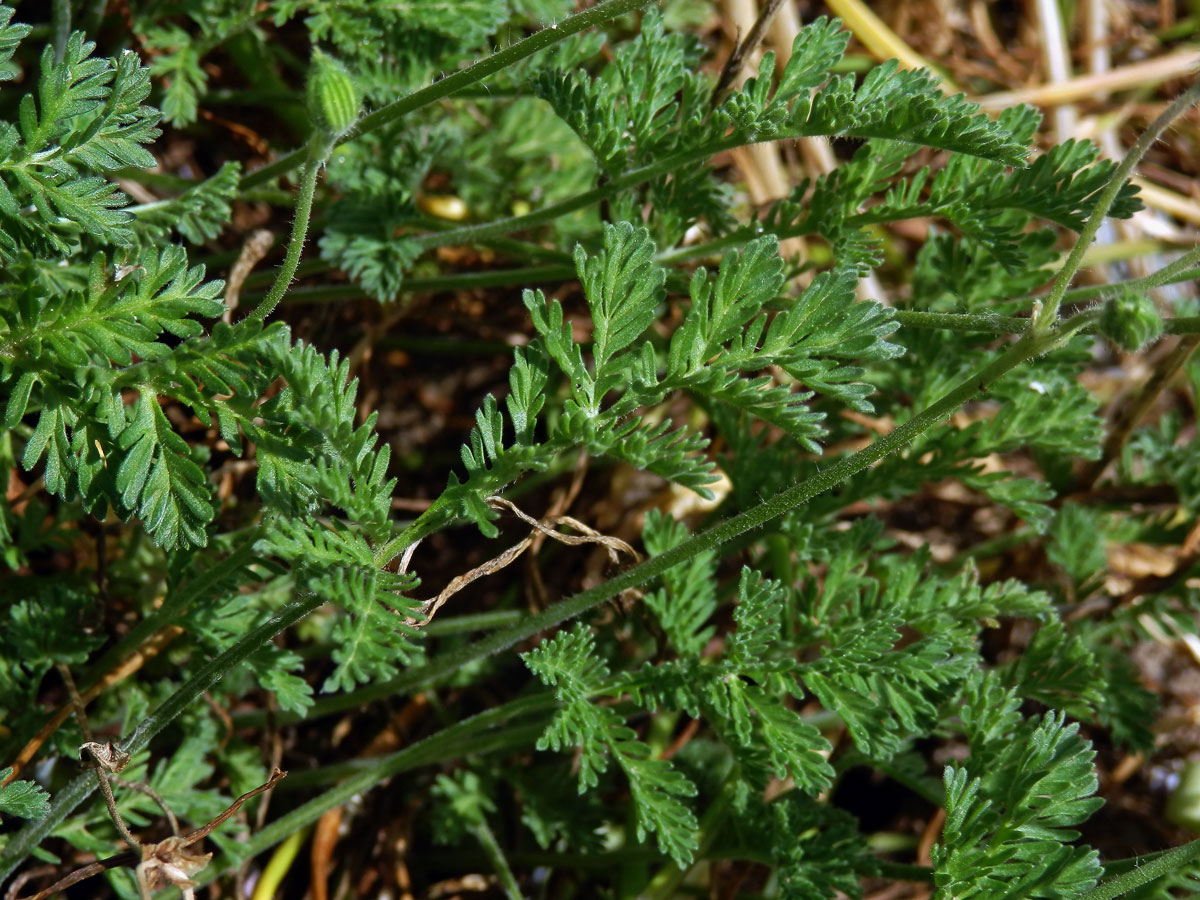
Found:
<box><xmin>50</xmin><ymin>0</ymin><xmax>69</xmax><ymax>65</ymax></box>
<box><xmin>473</xmin><ymin>821</ymin><xmax>526</xmax><ymax>900</ymax></box>
<box><xmin>1080</xmin><ymin>837</ymin><xmax>1200</xmax><ymax>900</ymax></box>
<box><xmin>1035</xmin><ymin>81</ymin><xmax>1200</xmax><ymax>331</ymax></box>
<box><xmin>237</xmin><ymin>0</ymin><xmax>658</xmax><ymax>191</ymax></box>
<box><xmin>892</xmin><ymin>310</ymin><xmax>1200</xmax><ymax>337</ymax></box>
<box><xmin>247</xmin><ymin>138</ymin><xmax>329</xmax><ymax>324</ymax></box>
<box><xmin>0</xmin><ymin>538</ymin><xmax>257</xmax><ymax>786</ymax></box>
<box><xmin>400</xmin><ymin>115</ymin><xmax>1029</xmax><ymax>260</ymax></box>
<box><xmin>640</xmin><ymin>769</ymin><xmax>734</xmax><ymax>900</ymax></box>
<box><xmin>58</xmin><ymin>665</ymin><xmax>143</xmax><ymax>849</ymax></box>
<box><xmin>191</xmin><ymin>699</ymin><xmax>556</xmax><ymax>886</ymax></box>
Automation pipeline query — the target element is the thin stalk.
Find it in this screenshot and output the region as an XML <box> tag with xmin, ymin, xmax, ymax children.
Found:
<box><xmin>395</xmin><ymin>112</ymin><xmax>1031</xmax><ymax>261</ymax></box>
<box><xmin>874</xmin><ymin>861</ymin><xmax>936</xmax><ymax>882</ymax></box>
<box><xmin>258</xmin><ymin>265</ymin><xmax>574</xmax><ymax>305</ymax></box>
<box><xmin>1078</xmin><ymin>837</ymin><xmax>1200</xmax><ymax>900</ymax></box>
<box><xmin>79</xmin><ymin>536</ymin><xmax>259</xmax><ymax>697</ymax></box>
<box><xmin>1035</xmin><ymin>81</ymin><xmax>1200</xmax><ymax>331</ymax></box>
<box><xmin>1037</xmin><ymin>263</ymin><xmax>1200</xmax><ymax>314</ymax></box>
<box><xmin>893</xmin><ymin>310</ymin><xmax>1029</xmax><ymax>335</ymax></box>
<box><xmin>473</xmin><ymin>821</ymin><xmax>526</xmax><ymax>900</ymax></box>
<box><xmin>238</xmin><ymin>0</ymin><xmax>658</xmax><ymax>191</ymax></box>
<box><xmin>247</xmin><ymin>138</ymin><xmax>329</xmax><ymax>324</ymax></box>
<box><xmin>943</xmin><ymin>526</ymin><xmax>1035</xmax><ymax>571</ymax></box>
<box><xmin>90</xmin><ymin>771</ymin><xmax>140</xmax><ymax>850</ymax></box>
<box><xmin>0</xmin><ymin>593</ymin><xmax>325</xmax><ymax>882</ymax></box>
<box><xmin>892</xmin><ymin>308</ymin><xmax>1200</xmax><ymax>337</ymax></box>
<box><xmin>275</xmin><ymin>719</ymin><xmax>549</xmax><ymax>791</ymax></box>
<box><xmin>711</xmin><ymin>0</ymin><xmax>787</xmax><ymax>104</ymax></box>
<box><xmin>420</xmin><ymin>608</ymin><xmax>526</xmax><ymax>636</ymax></box>
<box><xmin>224</xmin><ymin>31</ymin><xmax>310</xmax><ymax>140</ymax></box>
<box><xmin>249</xmin><ymin>826</ymin><xmax>310</xmax><ymax>900</ymax></box>
<box><xmin>1129</xmin><ymin>245</ymin><xmax>1200</xmax><ymax>293</ymax></box>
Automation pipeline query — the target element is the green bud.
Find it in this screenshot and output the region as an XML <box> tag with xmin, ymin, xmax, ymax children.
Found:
<box><xmin>1099</xmin><ymin>288</ymin><xmax>1162</xmax><ymax>352</ymax></box>
<box><xmin>1168</xmin><ymin>759</ymin><xmax>1200</xmax><ymax>832</ymax></box>
<box><xmin>306</xmin><ymin>50</ymin><xmax>360</xmax><ymax>138</ymax></box>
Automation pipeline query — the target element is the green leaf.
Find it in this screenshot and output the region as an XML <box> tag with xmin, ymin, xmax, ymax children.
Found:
<box><xmin>577</xmin><ymin>221</ymin><xmax>665</xmax><ymax>408</ymax></box>
<box><xmin>0</xmin><ymin>27</ymin><xmax>159</xmax><ymax>258</ymax></box>
<box><xmin>144</xmin><ymin>26</ymin><xmax>207</xmax><ymax>126</ymax></box>
<box><xmin>667</xmin><ymin>235</ymin><xmax>785</xmax><ymax>377</ymax></box>
<box><xmin>934</xmin><ymin>703</ymin><xmax>1104</xmax><ymax>900</ymax></box>
<box><xmin>0</xmin><ymin>769</ymin><xmax>50</xmax><ymax>823</ymax></box>
<box><xmin>132</xmin><ymin>161</ymin><xmax>242</xmax><ymax>244</ymax></box>
<box><xmin>524</xmin><ymin>625</ymin><xmax>700</xmax><ymax>864</ymax></box>
<box><xmin>642</xmin><ymin>509</ymin><xmax>717</xmax><ymax>658</ymax></box>
<box><xmin>115</xmin><ymin>392</ymin><xmax>214</xmax><ymax>549</ymax></box>
<box><xmin>0</xmin><ymin>5</ymin><xmax>31</xmax><ymax>81</ymax></box>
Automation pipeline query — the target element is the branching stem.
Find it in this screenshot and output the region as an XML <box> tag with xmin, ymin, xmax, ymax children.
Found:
<box><xmin>1035</xmin><ymin>81</ymin><xmax>1200</xmax><ymax>331</ymax></box>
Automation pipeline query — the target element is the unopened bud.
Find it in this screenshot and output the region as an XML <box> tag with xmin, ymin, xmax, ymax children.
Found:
<box><xmin>1099</xmin><ymin>288</ymin><xmax>1162</xmax><ymax>352</ymax></box>
<box><xmin>306</xmin><ymin>50</ymin><xmax>360</xmax><ymax>138</ymax></box>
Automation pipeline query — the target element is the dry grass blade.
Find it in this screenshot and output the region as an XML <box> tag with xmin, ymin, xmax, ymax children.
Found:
<box><xmin>410</xmin><ymin>497</ymin><xmax>640</xmax><ymax>627</ymax></box>
<box><xmin>976</xmin><ymin>51</ymin><xmax>1200</xmax><ymax>110</ymax></box>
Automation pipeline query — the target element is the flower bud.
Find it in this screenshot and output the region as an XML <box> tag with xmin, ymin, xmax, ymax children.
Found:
<box><xmin>306</xmin><ymin>50</ymin><xmax>360</xmax><ymax>138</ymax></box>
<box><xmin>1099</xmin><ymin>288</ymin><xmax>1162</xmax><ymax>352</ymax></box>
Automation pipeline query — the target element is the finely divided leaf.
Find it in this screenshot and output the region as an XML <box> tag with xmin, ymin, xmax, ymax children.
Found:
<box><xmin>577</xmin><ymin>222</ymin><xmax>665</xmax><ymax>408</ymax></box>
<box><xmin>934</xmin><ymin>706</ymin><xmax>1103</xmax><ymax>900</ymax></box>
<box><xmin>523</xmin><ymin>625</ymin><xmax>700</xmax><ymax>864</ymax></box>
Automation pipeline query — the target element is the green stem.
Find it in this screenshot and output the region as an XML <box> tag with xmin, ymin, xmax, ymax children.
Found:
<box><xmin>1076</xmin><ymin>334</ymin><xmax>1200</xmax><ymax>490</ymax></box>
<box><xmin>248</xmin><ymin>139</ymin><xmax>329</xmax><ymax>324</ymax></box>
<box><xmin>0</xmin><ymin>537</ymin><xmax>259</xmax><ymax>765</ymax></box>
<box><xmin>942</xmin><ymin>526</ymin><xmax>1034</xmax><ymax>571</ymax></box>
<box><xmin>893</xmin><ymin>310</ymin><xmax>1200</xmax><ymax>337</ymax></box>
<box><xmin>237</xmin><ymin>0</ymin><xmax>658</xmax><ymax>191</ymax></box>
<box><xmin>420</xmin><ymin>608</ymin><xmax>526</xmax><ymax>636</ymax></box>
<box><xmin>1035</xmin><ymin>81</ymin><xmax>1200</xmax><ymax>331</ymax></box>
<box><xmin>254</xmin><ymin>264</ymin><xmax>574</xmax><ymax>305</ymax></box>
<box><xmin>1131</xmin><ymin>246</ymin><xmax>1200</xmax><ymax>294</ymax></box>
<box><xmin>276</xmin><ymin>717</ymin><xmax>549</xmax><ymax>791</ymax></box>
<box><xmin>0</xmin><ymin>592</ymin><xmax>325</xmax><ymax>883</ymax></box>
<box><xmin>390</xmin><ymin>114</ymin><xmax>1034</xmax><ymax>260</ymax></box>
<box><xmin>224</xmin><ymin>30</ymin><xmax>311</xmax><ymax>140</ymax></box>
<box><xmin>1078</xmin><ymin>838</ymin><xmax>1200</xmax><ymax>900</ymax></box>
<box><xmin>893</xmin><ymin>310</ymin><xmax>1030</xmax><ymax>335</ymax></box>
<box><xmin>81</xmin><ymin>536</ymin><xmax>259</xmax><ymax>696</ymax></box>
<box><xmin>474</xmin><ymin>821</ymin><xmax>526</xmax><ymax>900</ymax></box>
